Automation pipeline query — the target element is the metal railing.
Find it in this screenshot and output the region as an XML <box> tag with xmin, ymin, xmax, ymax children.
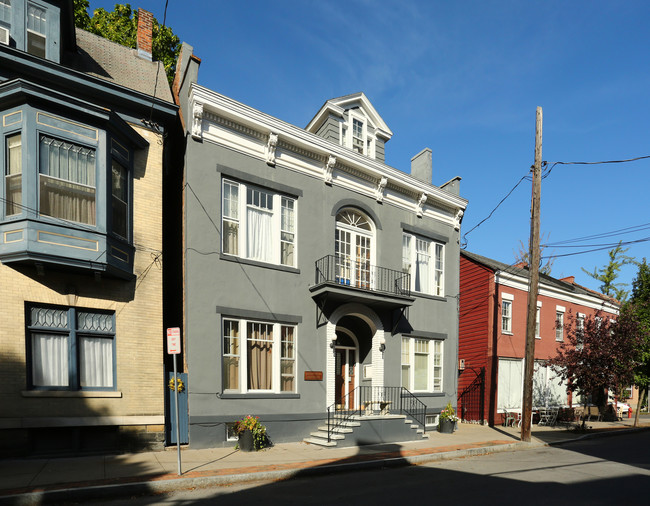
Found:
<box><xmin>315</xmin><ymin>255</ymin><xmax>411</xmax><ymax>297</ymax></box>
<box><xmin>459</xmin><ymin>367</ymin><xmax>485</xmax><ymax>424</ymax></box>
<box><xmin>326</xmin><ymin>386</ymin><xmax>426</xmax><ymax>443</ymax></box>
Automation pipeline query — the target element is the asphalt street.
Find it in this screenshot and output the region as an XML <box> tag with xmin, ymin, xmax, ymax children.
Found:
<box><xmin>94</xmin><ymin>430</ymin><xmax>650</xmax><ymax>505</ymax></box>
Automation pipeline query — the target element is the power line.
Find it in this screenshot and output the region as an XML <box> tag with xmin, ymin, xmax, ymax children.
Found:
<box><xmin>541</xmin><ymin>236</ymin><xmax>650</xmax><ymax>259</ymax></box>
<box><xmin>543</xmin><ymin>222</ymin><xmax>650</xmax><ymax>246</ymax></box>
<box><xmin>542</xmin><ymin>155</ymin><xmax>650</xmax><ymax>179</ymax></box>
<box><xmin>461</xmin><ymin>173</ymin><xmax>529</xmax><ymax>248</ymax></box>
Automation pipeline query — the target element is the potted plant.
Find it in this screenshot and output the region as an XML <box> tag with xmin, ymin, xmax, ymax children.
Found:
<box><xmin>438</xmin><ymin>402</ymin><xmax>459</xmax><ymax>433</ymax></box>
<box><xmin>233</xmin><ymin>415</ymin><xmax>268</xmax><ymax>451</ymax></box>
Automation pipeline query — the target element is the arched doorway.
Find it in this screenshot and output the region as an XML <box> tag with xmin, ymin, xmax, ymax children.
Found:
<box><xmin>335</xmin><ymin>208</ymin><xmax>375</xmax><ymax>289</ymax></box>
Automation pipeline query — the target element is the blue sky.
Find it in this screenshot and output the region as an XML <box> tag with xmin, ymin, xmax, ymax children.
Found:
<box><xmin>89</xmin><ymin>0</ymin><xmax>650</xmax><ymax>295</ymax></box>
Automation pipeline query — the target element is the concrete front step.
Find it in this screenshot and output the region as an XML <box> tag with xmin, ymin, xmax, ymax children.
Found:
<box><xmin>310</xmin><ymin>431</ymin><xmax>345</xmax><ymax>440</ymax></box>
<box><xmin>318</xmin><ymin>426</ymin><xmax>354</xmax><ymax>433</ymax></box>
<box><xmin>303</xmin><ymin>437</ymin><xmax>337</xmax><ymax>447</ymax></box>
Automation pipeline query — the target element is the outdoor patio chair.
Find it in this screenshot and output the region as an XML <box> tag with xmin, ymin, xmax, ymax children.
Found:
<box><xmin>503</xmin><ymin>410</ymin><xmax>516</xmax><ymax>427</ymax></box>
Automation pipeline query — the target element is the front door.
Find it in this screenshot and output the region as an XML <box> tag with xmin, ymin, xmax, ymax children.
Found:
<box><xmin>335</xmin><ymin>347</ymin><xmax>356</xmax><ymax>410</ymax></box>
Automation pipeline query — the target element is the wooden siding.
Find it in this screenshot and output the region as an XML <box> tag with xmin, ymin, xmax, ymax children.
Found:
<box><xmin>458</xmin><ymin>254</ymin><xmax>494</xmax><ymax>422</ymax></box>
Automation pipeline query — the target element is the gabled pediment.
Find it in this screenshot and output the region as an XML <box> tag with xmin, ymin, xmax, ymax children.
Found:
<box><xmin>306</xmin><ymin>92</ymin><xmax>393</xmax><ymax>140</ymax></box>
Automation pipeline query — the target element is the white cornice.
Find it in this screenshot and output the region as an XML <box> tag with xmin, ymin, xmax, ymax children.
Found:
<box><xmin>190</xmin><ymin>84</ymin><xmax>467</xmax><ymax>212</ymax></box>
<box><xmin>494</xmin><ymin>271</ymin><xmax>619</xmax><ymax>314</ymax></box>
<box><xmin>305</xmin><ymin>100</ymin><xmax>345</xmax><ymax>132</ymax></box>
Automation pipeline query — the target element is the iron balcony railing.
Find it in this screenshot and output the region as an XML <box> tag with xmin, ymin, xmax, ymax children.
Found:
<box><xmin>315</xmin><ymin>255</ymin><xmax>411</xmax><ymax>297</ymax></box>
<box><xmin>326</xmin><ymin>386</ymin><xmax>427</xmax><ymax>443</ymax></box>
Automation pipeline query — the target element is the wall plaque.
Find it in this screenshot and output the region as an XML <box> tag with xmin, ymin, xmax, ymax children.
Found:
<box><xmin>304</xmin><ymin>371</ymin><xmax>323</xmax><ymax>381</ymax></box>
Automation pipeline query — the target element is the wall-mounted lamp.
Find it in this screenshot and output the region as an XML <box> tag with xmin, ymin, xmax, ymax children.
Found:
<box><xmin>330</xmin><ymin>335</ymin><xmax>337</xmax><ymax>349</ymax></box>
<box><xmin>458</xmin><ymin>359</ymin><xmax>466</xmax><ymax>371</ymax></box>
<box><xmin>379</xmin><ymin>336</ymin><xmax>386</xmax><ymax>353</ymax></box>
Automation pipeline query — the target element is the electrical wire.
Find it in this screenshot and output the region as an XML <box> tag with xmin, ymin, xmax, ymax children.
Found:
<box><xmin>542</xmin><ymin>155</ymin><xmax>650</xmax><ymax>179</ymax></box>
<box><xmin>543</xmin><ymin>222</ymin><xmax>650</xmax><ymax>246</ymax></box>
<box><xmin>461</xmin><ymin>173</ymin><xmax>529</xmax><ymax>249</ymax></box>
<box><xmin>541</xmin><ymin>236</ymin><xmax>650</xmax><ymax>260</ymax></box>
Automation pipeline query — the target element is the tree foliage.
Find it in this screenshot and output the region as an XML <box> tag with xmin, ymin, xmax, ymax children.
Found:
<box><xmin>581</xmin><ymin>242</ymin><xmax>636</xmax><ymax>301</ymax></box>
<box><xmin>513</xmin><ymin>232</ymin><xmax>555</xmax><ymax>275</ymax></box>
<box><xmin>73</xmin><ymin>1</ymin><xmax>180</xmax><ymax>86</ymax></box>
<box><xmin>549</xmin><ymin>310</ymin><xmax>640</xmax><ymax>426</ymax></box>
<box><xmin>628</xmin><ymin>258</ymin><xmax>650</xmax><ymax>425</ymax></box>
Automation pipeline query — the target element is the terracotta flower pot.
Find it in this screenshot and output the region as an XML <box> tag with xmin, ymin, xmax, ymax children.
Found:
<box><xmin>238</xmin><ymin>429</ymin><xmax>254</xmax><ymax>452</ymax></box>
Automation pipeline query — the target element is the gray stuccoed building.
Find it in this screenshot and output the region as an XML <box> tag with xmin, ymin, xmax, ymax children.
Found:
<box><xmin>173</xmin><ymin>43</ymin><xmax>467</xmax><ymax>449</ymax></box>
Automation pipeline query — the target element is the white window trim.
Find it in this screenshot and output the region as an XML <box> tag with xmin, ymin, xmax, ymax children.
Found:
<box><xmin>402</xmin><ymin>232</ymin><xmax>444</xmax><ymax>296</ymax></box>
<box><xmin>401</xmin><ymin>337</ymin><xmax>443</xmax><ymax>393</ymax></box>
<box><xmin>221</xmin><ymin>178</ymin><xmax>297</xmax><ymax>267</ymax></box>
<box><xmin>501</xmin><ymin>299</ymin><xmax>513</xmax><ymax>333</ymax></box>
<box><xmin>222</xmin><ymin>318</ymin><xmax>297</xmax><ymax>394</ymax></box>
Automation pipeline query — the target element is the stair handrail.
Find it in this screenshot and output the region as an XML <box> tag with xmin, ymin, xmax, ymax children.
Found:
<box><xmin>326</xmin><ymin>387</ymin><xmax>361</xmax><ymax>443</ymax></box>
<box><xmin>399</xmin><ymin>387</ymin><xmax>427</xmax><ymax>433</ymax></box>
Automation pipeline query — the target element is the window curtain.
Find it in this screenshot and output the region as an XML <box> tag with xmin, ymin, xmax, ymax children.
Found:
<box><xmin>6</xmin><ymin>134</ymin><xmax>22</xmax><ymax>215</ymax></box>
<box><xmin>80</xmin><ymin>337</ymin><xmax>113</xmax><ymax>387</ymax></box>
<box><xmin>414</xmin><ymin>340</ymin><xmax>429</xmax><ymax>391</ymax></box>
<box><xmin>247</xmin><ymin>206</ymin><xmax>272</xmax><ymax>262</ymax></box>
<box><xmin>415</xmin><ymin>239</ymin><xmax>431</xmax><ymax>293</ymax></box>
<box><xmin>247</xmin><ymin>323</ymin><xmax>273</xmax><ymax>390</ymax></box>
<box><xmin>497</xmin><ymin>358</ymin><xmax>523</xmax><ymax>410</ymax></box>
<box><xmin>39</xmin><ymin>136</ymin><xmax>96</xmax><ymax>225</ymax></box>
<box><xmin>32</xmin><ymin>333</ymin><xmax>68</xmax><ymax>386</ymax></box>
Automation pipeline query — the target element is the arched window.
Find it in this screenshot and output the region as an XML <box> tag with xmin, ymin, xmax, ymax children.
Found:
<box><xmin>335</xmin><ymin>209</ymin><xmax>375</xmax><ymax>289</ymax></box>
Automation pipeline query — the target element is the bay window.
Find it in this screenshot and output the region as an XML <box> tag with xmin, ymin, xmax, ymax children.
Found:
<box><xmin>222</xmin><ymin>317</ymin><xmax>297</xmax><ymax>393</ymax></box>
<box><xmin>402</xmin><ymin>232</ymin><xmax>444</xmax><ymax>296</ymax></box>
<box><xmin>221</xmin><ymin>178</ymin><xmax>297</xmax><ymax>267</ymax></box>
<box><xmin>401</xmin><ymin>337</ymin><xmax>443</xmax><ymax>393</ymax></box>
<box><xmin>28</xmin><ymin>305</ymin><xmax>115</xmax><ymax>390</ymax></box>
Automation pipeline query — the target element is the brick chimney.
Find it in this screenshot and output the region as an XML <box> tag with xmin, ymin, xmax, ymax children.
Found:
<box><xmin>560</xmin><ymin>276</ymin><xmax>575</xmax><ymax>284</ymax></box>
<box><xmin>137</xmin><ymin>8</ymin><xmax>153</xmax><ymax>61</ymax></box>
<box><xmin>411</xmin><ymin>148</ymin><xmax>432</xmax><ymax>184</ymax></box>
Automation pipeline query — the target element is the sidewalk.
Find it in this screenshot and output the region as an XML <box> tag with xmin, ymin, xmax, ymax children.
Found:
<box><xmin>0</xmin><ymin>418</ymin><xmax>646</xmax><ymax>505</ymax></box>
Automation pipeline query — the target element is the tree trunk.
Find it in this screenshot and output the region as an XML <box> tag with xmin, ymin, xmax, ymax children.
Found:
<box><xmin>634</xmin><ymin>388</ymin><xmax>646</xmax><ymax>428</ymax></box>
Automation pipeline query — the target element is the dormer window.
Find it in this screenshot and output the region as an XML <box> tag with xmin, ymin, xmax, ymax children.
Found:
<box><xmin>27</xmin><ymin>3</ymin><xmax>46</xmax><ymax>58</ymax></box>
<box><xmin>352</xmin><ymin>118</ymin><xmax>364</xmax><ymax>154</ymax></box>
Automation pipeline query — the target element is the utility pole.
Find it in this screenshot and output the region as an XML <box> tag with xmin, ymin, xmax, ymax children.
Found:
<box><xmin>521</xmin><ymin>106</ymin><xmax>542</xmax><ymax>442</ymax></box>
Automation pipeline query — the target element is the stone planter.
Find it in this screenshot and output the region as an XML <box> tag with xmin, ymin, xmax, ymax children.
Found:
<box><xmin>438</xmin><ymin>419</ymin><xmax>456</xmax><ymax>434</ymax></box>
<box><xmin>238</xmin><ymin>429</ymin><xmax>254</xmax><ymax>452</ymax></box>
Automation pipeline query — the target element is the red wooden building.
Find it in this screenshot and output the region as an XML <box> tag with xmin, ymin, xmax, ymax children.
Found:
<box><xmin>458</xmin><ymin>251</ymin><xmax>618</xmax><ymax>426</ymax></box>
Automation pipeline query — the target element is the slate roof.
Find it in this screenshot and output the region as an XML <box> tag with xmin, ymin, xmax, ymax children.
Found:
<box><xmin>66</xmin><ymin>29</ymin><xmax>173</xmax><ymax>103</ymax></box>
<box><xmin>461</xmin><ymin>250</ymin><xmax>618</xmax><ymax>306</ymax></box>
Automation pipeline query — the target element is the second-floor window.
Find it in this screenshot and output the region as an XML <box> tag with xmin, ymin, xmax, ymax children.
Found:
<box><xmin>556</xmin><ymin>311</ymin><xmax>564</xmax><ymax>341</ymax></box>
<box><xmin>535</xmin><ymin>307</ymin><xmax>541</xmax><ymax>338</ymax></box>
<box><xmin>402</xmin><ymin>233</ymin><xmax>444</xmax><ymax>296</ymax></box>
<box><xmin>222</xmin><ymin>178</ymin><xmax>296</xmax><ymax>267</ymax></box>
<box><xmin>5</xmin><ymin>133</ymin><xmax>21</xmax><ymax>216</ymax></box>
<box><xmin>502</xmin><ymin>300</ymin><xmax>512</xmax><ymax>333</ymax></box>
<box><xmin>39</xmin><ymin>135</ymin><xmax>96</xmax><ymax>225</ymax></box>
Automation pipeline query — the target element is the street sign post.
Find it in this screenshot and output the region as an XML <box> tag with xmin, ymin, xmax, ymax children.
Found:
<box><xmin>167</xmin><ymin>327</ymin><xmax>182</xmax><ymax>476</ymax></box>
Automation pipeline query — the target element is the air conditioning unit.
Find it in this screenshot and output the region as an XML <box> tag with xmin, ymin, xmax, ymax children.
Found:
<box><xmin>0</xmin><ymin>26</ymin><xmax>9</xmax><ymax>46</ymax></box>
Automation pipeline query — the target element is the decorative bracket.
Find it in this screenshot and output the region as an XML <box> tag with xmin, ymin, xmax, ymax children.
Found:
<box><xmin>416</xmin><ymin>192</ymin><xmax>427</xmax><ymax>217</ymax></box>
<box><xmin>324</xmin><ymin>155</ymin><xmax>336</xmax><ymax>185</ymax></box>
<box><xmin>375</xmin><ymin>176</ymin><xmax>388</xmax><ymax>202</ymax></box>
<box><xmin>454</xmin><ymin>209</ymin><xmax>464</xmax><ymax>231</ymax></box>
<box><xmin>266</xmin><ymin>132</ymin><xmax>278</xmax><ymax>166</ymax></box>
<box><xmin>191</xmin><ymin>102</ymin><xmax>203</xmax><ymax>140</ymax></box>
